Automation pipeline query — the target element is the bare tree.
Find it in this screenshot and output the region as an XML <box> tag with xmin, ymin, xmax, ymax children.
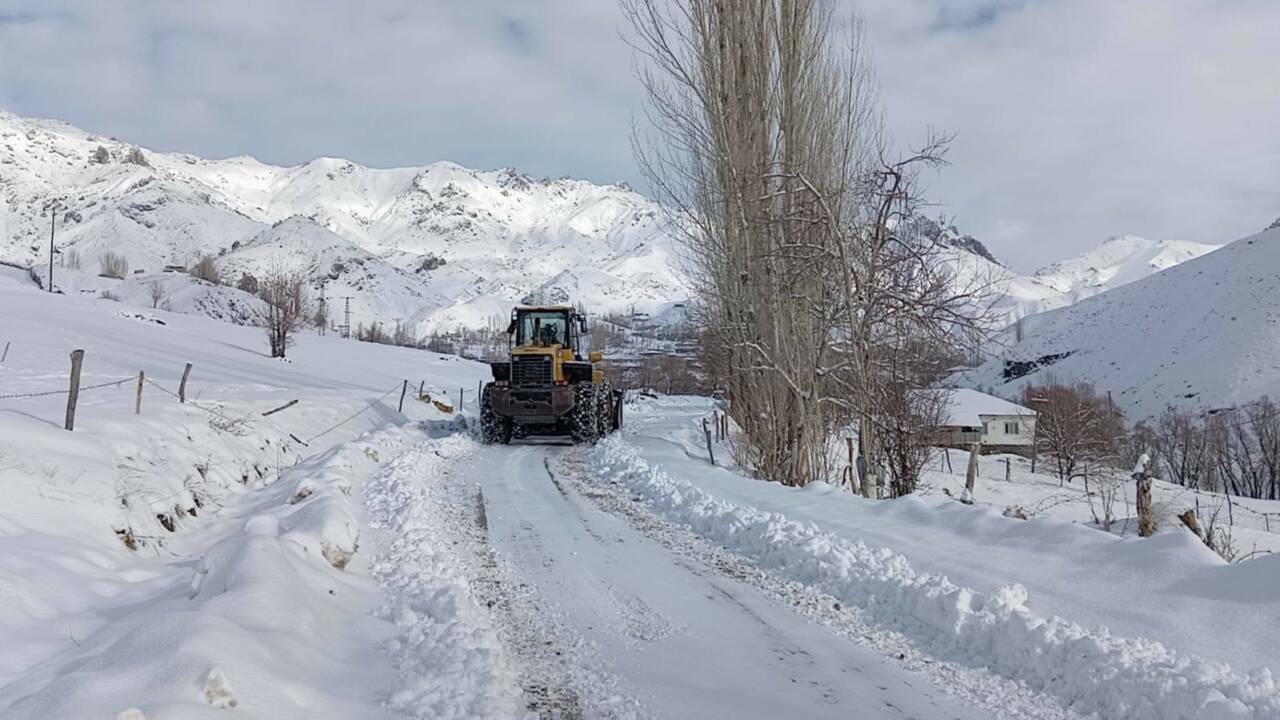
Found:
<box><xmin>90</xmin><ymin>145</ymin><xmax>111</xmax><ymax>164</ymax></box>
<box><xmin>624</xmin><ymin>0</ymin><xmax>993</xmax><ymax>489</ymax></box>
<box><xmin>148</xmin><ymin>280</ymin><xmax>166</xmax><ymax>309</ymax></box>
<box><xmin>98</xmin><ymin>251</ymin><xmax>129</xmax><ymax>279</ymax></box>
<box><xmin>391</xmin><ymin>319</ymin><xmax>415</xmax><ymax>347</ymax></box>
<box><xmin>1023</xmin><ymin>378</ymin><xmax>1123</xmax><ymax>485</ymax></box>
<box><xmin>876</xmin><ymin>384</ymin><xmax>949</xmax><ymax>497</ymax></box>
<box><xmin>258</xmin><ymin>267</ymin><xmax>311</xmax><ymax>359</ymax></box>
<box><xmin>189</xmin><ymin>254</ymin><xmax>221</xmax><ymax>284</ymax></box>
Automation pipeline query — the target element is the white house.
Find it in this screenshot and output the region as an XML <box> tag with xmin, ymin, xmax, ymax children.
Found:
<box><xmin>933</xmin><ymin>388</ymin><xmax>1037</xmax><ymax>455</ymax></box>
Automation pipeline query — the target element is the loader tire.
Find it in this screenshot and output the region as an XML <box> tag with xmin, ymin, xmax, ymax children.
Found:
<box><xmin>570</xmin><ymin>383</ymin><xmax>599</xmax><ymax>445</ymax></box>
<box><xmin>479</xmin><ymin>383</ymin><xmax>512</xmax><ymax>445</ymax></box>
<box><xmin>596</xmin><ymin>380</ymin><xmax>614</xmax><ymax>437</ymax></box>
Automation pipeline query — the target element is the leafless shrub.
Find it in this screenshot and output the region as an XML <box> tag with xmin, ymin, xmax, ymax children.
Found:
<box><xmin>148</xmin><ymin>280</ymin><xmax>166</xmax><ymax>308</ymax></box>
<box><xmin>236</xmin><ymin>272</ymin><xmax>259</xmax><ymax>295</ymax></box>
<box><xmin>99</xmin><ymin>290</ymin><xmax>120</xmax><ymax>302</ymax></box>
<box><xmin>123</xmin><ymin>146</ymin><xmax>150</xmax><ymax>167</ymax></box>
<box><xmin>1084</xmin><ymin>472</ymin><xmax>1126</xmax><ymax>531</ymax></box>
<box><xmin>63</xmin><ymin>249</ymin><xmax>82</xmax><ymax>270</ymax></box>
<box><xmin>189</xmin><ymin>254</ymin><xmax>221</xmax><ymax>284</ymax></box>
<box><xmin>1179</xmin><ymin>504</ymin><xmax>1237</xmax><ymax>562</ymax></box>
<box><xmin>98</xmin><ymin>251</ymin><xmax>129</xmax><ymax>279</ymax></box>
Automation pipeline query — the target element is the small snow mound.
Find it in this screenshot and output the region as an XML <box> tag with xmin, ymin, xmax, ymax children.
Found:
<box><xmin>244</xmin><ymin>514</ymin><xmax>280</xmax><ymax>537</ymax></box>
<box><xmin>202</xmin><ymin>667</ymin><xmax>238</xmax><ymax>709</ymax></box>
<box><xmin>991</xmin><ymin>583</ymin><xmax>1028</xmax><ymax>612</ymax></box>
<box><xmin>116</xmin><ymin>709</ymin><xmax>147</xmax><ymax>720</ymax></box>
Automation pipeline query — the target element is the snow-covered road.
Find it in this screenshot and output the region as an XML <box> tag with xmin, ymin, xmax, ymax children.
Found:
<box><xmin>445</xmin><ymin>440</ymin><xmax>1006</xmax><ymax>719</ymax></box>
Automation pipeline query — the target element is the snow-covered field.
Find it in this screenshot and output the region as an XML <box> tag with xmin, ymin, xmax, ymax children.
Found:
<box><xmin>4</xmin><ymin>272</ymin><xmax>1279</xmax><ymax>718</ymax></box>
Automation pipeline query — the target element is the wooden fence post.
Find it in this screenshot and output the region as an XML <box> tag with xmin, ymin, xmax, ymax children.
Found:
<box><xmin>65</xmin><ymin>349</ymin><xmax>84</xmax><ymax>431</ymax></box>
<box><xmin>961</xmin><ymin>442</ymin><xmax>981</xmax><ymax>504</ymax></box>
<box><xmin>398</xmin><ymin>379</ymin><xmax>408</xmax><ymax>413</ymax></box>
<box><xmin>179</xmin><ymin>363</ymin><xmax>192</xmax><ymax>403</ymax></box>
<box><xmin>262</xmin><ymin>399</ymin><xmax>299</xmax><ymax>417</ymax></box>
<box><xmin>1</xmin><ymin>340</ymin><xmax>9</xmax><ymax>363</ymax></box>
<box><xmin>1136</xmin><ymin>457</ymin><xmax>1156</xmax><ymax>537</ymax></box>
<box><xmin>459</xmin><ymin>387</ymin><xmax>464</xmax><ymax>409</ymax></box>
<box><xmin>135</xmin><ymin>371</ymin><xmax>145</xmax><ymax>415</ymax></box>
<box><xmin>702</xmin><ymin>418</ymin><xmax>715</xmax><ymax>465</ymax></box>
<box><xmin>419</xmin><ymin>380</ymin><xmax>425</xmax><ymax>400</ymax></box>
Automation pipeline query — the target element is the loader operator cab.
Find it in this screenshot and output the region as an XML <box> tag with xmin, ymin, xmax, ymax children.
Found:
<box><xmin>508</xmin><ymin>307</ymin><xmax>587</xmax><ymax>357</ymax></box>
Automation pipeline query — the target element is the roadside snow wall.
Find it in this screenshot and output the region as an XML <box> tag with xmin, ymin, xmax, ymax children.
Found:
<box><xmin>589</xmin><ymin>436</ymin><xmax>1280</xmax><ymax>720</ymax></box>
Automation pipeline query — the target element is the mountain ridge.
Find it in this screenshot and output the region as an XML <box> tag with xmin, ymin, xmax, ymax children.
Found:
<box><xmin>0</xmin><ymin>109</ymin><xmax>1223</xmax><ymax>337</ymax></box>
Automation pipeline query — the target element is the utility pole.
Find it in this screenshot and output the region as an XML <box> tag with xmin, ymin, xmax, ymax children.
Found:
<box><xmin>339</xmin><ymin>296</ymin><xmax>353</xmax><ymax>338</ymax></box>
<box><xmin>318</xmin><ymin>285</ymin><xmax>327</xmax><ymax>336</ymax></box>
<box><xmin>47</xmin><ymin>201</ymin><xmax>57</xmax><ymax>293</ymax></box>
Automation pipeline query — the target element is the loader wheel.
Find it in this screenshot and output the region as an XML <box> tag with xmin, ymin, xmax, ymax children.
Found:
<box><xmin>479</xmin><ymin>383</ymin><xmax>512</xmax><ymax>445</ymax></box>
<box><xmin>596</xmin><ymin>380</ymin><xmax>614</xmax><ymax>437</ymax></box>
<box><xmin>570</xmin><ymin>383</ymin><xmax>599</xmax><ymax>444</ymax></box>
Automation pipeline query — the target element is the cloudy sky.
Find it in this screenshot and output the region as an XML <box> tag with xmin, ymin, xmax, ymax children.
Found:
<box><xmin>1</xmin><ymin>0</ymin><xmax>1276</xmax><ymax>270</ymax></box>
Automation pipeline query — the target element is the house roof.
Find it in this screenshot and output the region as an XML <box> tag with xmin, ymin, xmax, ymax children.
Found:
<box><xmin>939</xmin><ymin>388</ymin><xmax>1035</xmax><ymax>426</ymax></box>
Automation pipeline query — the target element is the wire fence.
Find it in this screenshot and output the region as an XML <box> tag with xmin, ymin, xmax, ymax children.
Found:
<box><xmin>304</xmin><ymin>382</ymin><xmax>404</xmax><ymax>444</ymax></box>
<box><xmin>2</xmin><ymin>344</ymin><xmax>424</xmax><ymax>443</ymax></box>
<box><xmin>0</xmin><ymin>376</ymin><xmax>133</xmax><ymax>400</ymax></box>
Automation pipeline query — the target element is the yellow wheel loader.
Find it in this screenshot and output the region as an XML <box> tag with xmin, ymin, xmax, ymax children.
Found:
<box><xmin>479</xmin><ymin>305</ymin><xmax>622</xmax><ymax>444</ymax></box>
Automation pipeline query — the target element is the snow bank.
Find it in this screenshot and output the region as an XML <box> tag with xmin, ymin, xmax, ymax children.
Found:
<box><xmin>0</xmin><ymin>427</ymin><xmax>404</xmax><ymax>718</ymax></box>
<box><xmin>364</xmin><ymin>434</ymin><xmax>523</xmax><ymax>719</ymax></box>
<box><xmin>589</xmin><ymin>436</ymin><xmax>1280</xmax><ymax>720</ymax></box>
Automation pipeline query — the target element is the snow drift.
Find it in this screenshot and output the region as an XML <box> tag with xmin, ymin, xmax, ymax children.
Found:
<box><xmin>588</xmin><ymin>435</ymin><xmax>1280</xmax><ymax>719</ymax></box>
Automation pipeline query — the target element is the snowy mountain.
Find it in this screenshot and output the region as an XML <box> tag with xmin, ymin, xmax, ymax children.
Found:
<box><xmin>1</xmin><ymin>108</ymin><xmax>1216</xmax><ymax>338</ymax></box>
<box><xmin>958</xmin><ymin>225</ymin><xmax>1280</xmax><ymax>418</ymax></box>
<box><xmin>912</xmin><ymin>216</ymin><xmax>1219</xmax><ymax>328</ymax></box>
<box><xmin>0</xmin><ymin>110</ymin><xmax>686</xmax><ymax>334</ymax></box>
<box><xmin>983</xmin><ymin>235</ymin><xmax>1221</xmax><ymax>326</ymax></box>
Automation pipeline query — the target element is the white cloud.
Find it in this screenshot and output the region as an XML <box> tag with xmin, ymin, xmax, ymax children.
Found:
<box><xmin>1</xmin><ymin>0</ymin><xmax>1276</xmax><ymax>270</ymax></box>
<box><xmin>861</xmin><ymin>0</ymin><xmax>1280</xmax><ymax>268</ymax></box>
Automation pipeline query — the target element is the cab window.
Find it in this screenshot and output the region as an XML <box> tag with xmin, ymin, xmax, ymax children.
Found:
<box><xmin>518</xmin><ymin>311</ymin><xmax>569</xmax><ymax>346</ymax></box>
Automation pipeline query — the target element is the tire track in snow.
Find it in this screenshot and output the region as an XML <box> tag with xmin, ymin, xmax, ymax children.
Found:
<box><xmin>470</xmin><ymin>485</ymin><xmax>585</xmax><ymax>719</ymax></box>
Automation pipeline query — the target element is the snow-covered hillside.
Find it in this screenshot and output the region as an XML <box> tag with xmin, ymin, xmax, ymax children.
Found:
<box><xmin>986</xmin><ymin>235</ymin><xmax>1220</xmax><ymax>326</ymax></box>
<box><xmin>2</xmin><ymin>109</ymin><xmax>1220</xmax><ymax>338</ymax></box>
<box><xmin>916</xmin><ymin>218</ymin><xmax>1218</xmax><ymax>328</ymax></box>
<box><xmin>959</xmin><ymin>225</ymin><xmax>1280</xmax><ymax>418</ymax></box>
<box><xmin>0</xmin><ymin>110</ymin><xmax>686</xmax><ymax>334</ymax></box>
